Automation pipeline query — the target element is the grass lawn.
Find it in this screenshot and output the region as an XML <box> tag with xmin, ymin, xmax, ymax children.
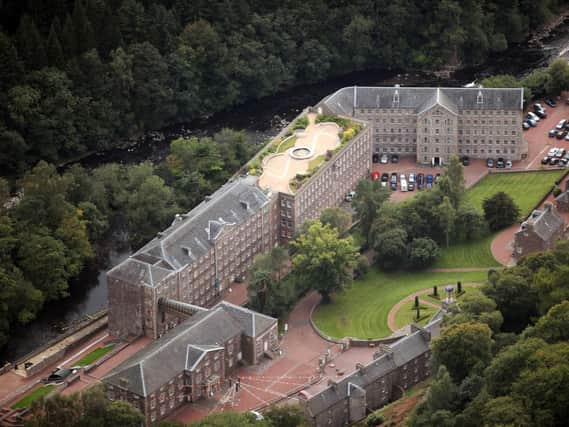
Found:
<box><xmin>276</xmin><ymin>136</ymin><xmax>297</xmax><ymax>153</ymax></box>
<box><xmin>312</xmin><ymin>269</ymin><xmax>486</xmax><ymax>340</ymax></box>
<box><xmin>75</xmin><ymin>344</ymin><xmax>116</xmax><ymax>366</ymax></box>
<box><xmin>465</xmin><ymin>170</ymin><xmax>566</xmax><ymax>217</ymax></box>
<box><xmin>393</xmin><ymin>301</ymin><xmax>438</xmax><ymax>330</ymax></box>
<box><xmin>435</xmin><ymin>234</ymin><xmax>500</xmax><ymax>268</ymax></box>
<box><xmin>11</xmin><ymin>385</ymin><xmax>55</xmax><ymax>409</ymax></box>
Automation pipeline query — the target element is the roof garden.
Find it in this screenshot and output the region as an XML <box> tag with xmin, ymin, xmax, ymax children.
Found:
<box><xmin>255</xmin><ymin>112</ymin><xmax>362</xmax><ymax>194</ymax></box>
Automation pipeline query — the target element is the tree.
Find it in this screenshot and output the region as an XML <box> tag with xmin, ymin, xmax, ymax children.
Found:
<box><xmin>432</xmin><ymin>322</ymin><xmax>493</xmax><ymax>382</ymax></box>
<box><xmin>483</xmin><ymin>192</ymin><xmax>520</xmax><ymax>231</ymax></box>
<box><xmin>262</xmin><ymin>404</ymin><xmax>309</xmax><ymax>427</ymax></box>
<box><xmin>320</xmin><ymin>207</ymin><xmax>352</xmax><ymax>235</ymax></box>
<box><xmin>482</xmin><ymin>270</ymin><xmax>538</xmax><ymax>332</ymax></box>
<box><xmin>189</xmin><ymin>411</ymin><xmax>271</xmax><ymax>426</ymax></box>
<box><xmin>352</xmin><ymin>179</ymin><xmax>390</xmax><ymax>244</ymax></box>
<box><xmin>291</xmin><ymin>221</ymin><xmax>359</xmax><ymax>302</ymax></box>
<box><xmin>455</xmin><ymin>204</ymin><xmax>485</xmax><ymax>240</ymax></box>
<box><xmin>438</xmin><ymin>155</ymin><xmax>465</xmax><ymax>209</ymax></box>
<box><xmin>545</xmin><ymin>58</ymin><xmax>569</xmax><ymax>96</ymax></box>
<box><xmin>247</xmin><ymin>246</ymin><xmax>289</xmax><ymax>314</ymax></box>
<box><xmin>409</xmin><ymin>366</ymin><xmax>458</xmax><ymax>427</ymax></box>
<box><xmin>373</xmin><ymin>227</ymin><xmax>408</xmax><ymax>271</ymax></box>
<box><xmin>531</xmin><ymin>300</ymin><xmax>569</xmax><ymax>343</ymax></box>
<box><xmin>484</xmin><ymin>337</ymin><xmax>545</xmax><ymax>397</ymax></box>
<box><xmin>103</xmin><ymin>401</ymin><xmax>144</xmax><ymax>427</ymax></box>
<box><xmin>483</xmin><ymin>396</ymin><xmax>531</xmax><ymax>427</ymax></box>
<box><xmin>446</xmin><ymin>292</ymin><xmax>503</xmax><ymax>333</ymax></box>
<box><xmin>408</xmin><ymin>237</ymin><xmax>439</xmax><ymax>269</ymax></box>
<box><xmin>16</xmin><ymin>15</ymin><xmax>47</xmax><ymax>69</ymax></box>
<box><xmin>436</xmin><ymin>196</ymin><xmax>455</xmax><ymax>248</ymax></box>
<box><xmin>46</xmin><ymin>20</ymin><xmax>65</xmax><ymax>67</ymax></box>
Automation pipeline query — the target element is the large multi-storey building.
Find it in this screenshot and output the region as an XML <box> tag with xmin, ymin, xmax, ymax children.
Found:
<box><xmin>107</xmin><ymin>175</ymin><xmax>279</xmax><ymax>340</ymax></box>
<box><xmin>319</xmin><ymin>86</ymin><xmax>525</xmax><ymax>166</ymax></box>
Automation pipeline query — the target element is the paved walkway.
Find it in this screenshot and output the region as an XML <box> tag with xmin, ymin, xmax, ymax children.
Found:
<box><xmin>387</xmin><ymin>283</ymin><xmax>482</xmax><ymax>332</ymax></box>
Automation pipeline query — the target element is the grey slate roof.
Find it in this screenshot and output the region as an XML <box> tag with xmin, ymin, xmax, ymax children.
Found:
<box><xmin>521</xmin><ymin>204</ymin><xmax>565</xmax><ymax>241</ymax></box>
<box><xmin>305</xmin><ymin>327</ymin><xmax>431</xmax><ymax>417</ymax></box>
<box><xmin>102</xmin><ymin>303</ymin><xmax>278</xmax><ymax>396</ymax></box>
<box><xmin>319</xmin><ymin>86</ymin><xmax>523</xmax><ymax>116</ymax></box>
<box><xmin>216</xmin><ymin>301</ymin><xmax>276</xmax><ymax>337</ymax></box>
<box><xmin>107</xmin><ymin>175</ymin><xmax>271</xmax><ymax>287</ymax></box>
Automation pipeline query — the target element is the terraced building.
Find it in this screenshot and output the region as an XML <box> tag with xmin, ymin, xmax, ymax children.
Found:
<box><xmin>319</xmin><ymin>86</ymin><xmax>525</xmax><ymax>166</ymax></box>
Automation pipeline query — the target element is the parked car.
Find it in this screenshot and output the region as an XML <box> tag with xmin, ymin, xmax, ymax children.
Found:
<box><xmin>556</xmin><ymin>119</ymin><xmax>567</xmax><ymax>130</ymax></box>
<box><xmin>533</xmin><ymin>103</ymin><xmax>545</xmax><ymax>112</ymax></box>
<box><xmin>545</xmin><ymin>97</ymin><xmax>557</xmax><ymax>108</ymax></box>
<box><xmin>559</xmin><ymin>130</ymin><xmax>569</xmax><ymax>140</ymax></box>
<box><xmin>564</xmin><ymin>152</ymin><xmax>569</xmax><ymax>161</ymax></box>
<box><xmin>565</xmin><ymin>133</ymin><xmax>569</xmax><ymax>142</ymax></box>
<box><xmin>560</xmin><ymin>158</ymin><xmax>568</xmax><ymax>167</ymax></box>
<box><xmin>408</xmin><ymin>173</ymin><xmax>415</xmax><ymax>191</ymax></box>
<box><xmin>345</xmin><ymin>191</ymin><xmax>356</xmax><ymax>202</ymax></box>
<box><xmin>486</xmin><ymin>158</ymin><xmax>494</xmax><ymax>168</ymax></box>
<box><xmin>426</xmin><ymin>174</ymin><xmax>434</xmax><ymax>189</ymax></box>
<box><xmin>372</xmin><ymin>153</ymin><xmax>380</xmax><ymax>163</ymax></box>
<box><xmin>381</xmin><ymin>173</ymin><xmax>389</xmax><ymax>182</ymax></box>
<box><xmin>523</xmin><ymin>122</ymin><xmax>530</xmax><ymax>130</ymax></box>
<box><xmin>390</xmin><ymin>172</ymin><xmax>397</xmax><ymax>183</ymax></box>
<box><xmin>506</xmin><ymin>160</ymin><xmax>513</xmax><ymax>169</ymax></box>
<box><xmin>555</xmin><ymin>148</ymin><xmax>566</xmax><ymax>158</ymax></box>
<box><xmin>549</xmin><ymin>129</ymin><xmax>558</xmax><ymax>138</ymax></box>
<box><xmin>372</xmin><ymin>171</ymin><xmax>380</xmax><ymax>181</ymax></box>
<box><xmin>390</xmin><ymin>182</ymin><xmax>397</xmax><ymax>191</ymax></box>
<box><xmin>548</xmin><ymin>147</ymin><xmax>559</xmax><ymax>157</ymax></box>
<box><xmin>380</xmin><ymin>154</ymin><xmax>389</xmax><ymax>164</ymax></box>
<box><xmin>535</xmin><ymin>109</ymin><xmax>547</xmax><ymax>119</ymax></box>
<box><xmin>527</xmin><ymin>112</ymin><xmax>540</xmax><ymax>122</ymax></box>
<box><xmin>400</xmin><ymin>179</ymin><xmax>408</xmax><ymax>192</ymax></box>
<box><xmin>551</xmin><ymin>157</ymin><xmax>560</xmax><ymax>165</ymax></box>
<box><xmin>417</xmin><ymin>173</ymin><xmax>425</xmax><ymax>189</ymax></box>
<box><xmin>496</xmin><ymin>158</ymin><xmax>505</xmax><ymax>168</ymax></box>
<box><xmin>399</xmin><ymin>173</ymin><xmax>406</xmax><ymax>182</ymax></box>
<box><xmin>391</xmin><ymin>154</ymin><xmax>399</xmax><ymax>163</ymax></box>
<box><xmin>542</xmin><ymin>156</ymin><xmax>551</xmax><ymax>165</ymax></box>
<box><xmin>45</xmin><ymin>368</ymin><xmax>75</xmax><ymax>384</ymax></box>
<box><xmin>527</xmin><ymin>119</ymin><xmax>537</xmax><ymax>127</ymax></box>
<box><xmin>460</xmin><ymin>156</ymin><xmax>470</xmax><ymax>166</ymax></box>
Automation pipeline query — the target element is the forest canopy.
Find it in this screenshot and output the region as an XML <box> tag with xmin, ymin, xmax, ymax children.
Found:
<box><xmin>0</xmin><ymin>0</ymin><xmax>563</xmax><ymax>175</ymax></box>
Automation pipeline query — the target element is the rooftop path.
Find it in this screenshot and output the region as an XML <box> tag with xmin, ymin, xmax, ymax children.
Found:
<box><xmin>258</xmin><ymin>112</ymin><xmax>340</xmax><ymax>194</ymax></box>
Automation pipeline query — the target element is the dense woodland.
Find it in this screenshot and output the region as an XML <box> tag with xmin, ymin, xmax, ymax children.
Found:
<box><xmin>0</xmin><ymin>0</ymin><xmax>565</xmax><ymax>174</ymax></box>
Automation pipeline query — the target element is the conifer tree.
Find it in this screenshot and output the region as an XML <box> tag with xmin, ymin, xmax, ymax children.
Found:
<box><xmin>61</xmin><ymin>13</ymin><xmax>77</xmax><ymax>58</ymax></box>
<box><xmin>72</xmin><ymin>0</ymin><xmax>96</xmax><ymax>55</ymax></box>
<box><xmin>46</xmin><ymin>21</ymin><xmax>65</xmax><ymax>68</ymax></box>
<box><xmin>16</xmin><ymin>14</ymin><xmax>47</xmax><ymax>69</ymax></box>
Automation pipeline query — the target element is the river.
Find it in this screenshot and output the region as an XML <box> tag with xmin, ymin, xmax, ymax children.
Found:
<box><xmin>3</xmin><ymin>19</ymin><xmax>569</xmax><ymax>362</ymax></box>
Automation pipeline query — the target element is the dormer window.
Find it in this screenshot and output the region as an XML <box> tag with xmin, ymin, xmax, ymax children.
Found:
<box><xmin>392</xmin><ymin>90</ymin><xmax>400</xmax><ymax>107</ymax></box>
<box><xmin>477</xmin><ymin>91</ymin><xmax>483</xmax><ymax>105</ymax></box>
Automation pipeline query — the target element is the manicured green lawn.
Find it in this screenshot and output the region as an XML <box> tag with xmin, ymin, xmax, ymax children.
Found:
<box><xmin>276</xmin><ymin>136</ymin><xmax>297</xmax><ymax>153</ymax></box>
<box><xmin>465</xmin><ymin>170</ymin><xmax>566</xmax><ymax>217</ymax></box>
<box><xmin>11</xmin><ymin>385</ymin><xmax>55</xmax><ymax>409</ymax></box>
<box><xmin>393</xmin><ymin>301</ymin><xmax>438</xmax><ymax>330</ymax></box>
<box><xmin>76</xmin><ymin>344</ymin><xmax>116</xmax><ymax>366</ymax></box>
<box><xmin>312</xmin><ymin>270</ymin><xmax>487</xmax><ymax>340</ymax></box>
<box><xmin>435</xmin><ymin>234</ymin><xmax>500</xmax><ymax>268</ymax></box>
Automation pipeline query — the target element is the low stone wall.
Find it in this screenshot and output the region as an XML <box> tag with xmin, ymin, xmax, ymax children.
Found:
<box><xmin>308</xmin><ymin>298</ymin><xmax>407</xmax><ymax>348</ymax></box>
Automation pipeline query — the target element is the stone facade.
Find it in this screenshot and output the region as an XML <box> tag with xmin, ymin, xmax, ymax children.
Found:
<box><xmin>303</xmin><ymin>321</ymin><xmax>441</xmax><ymax>427</ymax></box>
<box><xmin>320</xmin><ymin>86</ymin><xmax>525</xmax><ymax>165</ymax></box>
<box><xmin>555</xmin><ymin>180</ymin><xmax>569</xmax><ymax>212</ymax></box>
<box><xmin>513</xmin><ymin>202</ymin><xmax>566</xmax><ymax>259</ymax></box>
<box><xmin>103</xmin><ymin>302</ymin><xmax>278</xmax><ymax>426</ymax></box>
<box><xmin>108</xmin><ymin>176</ymin><xmax>278</xmax><ymax>340</ymax></box>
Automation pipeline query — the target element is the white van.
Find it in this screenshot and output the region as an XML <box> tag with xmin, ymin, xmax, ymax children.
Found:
<box><xmin>400</xmin><ymin>179</ymin><xmax>408</xmax><ymax>192</ymax></box>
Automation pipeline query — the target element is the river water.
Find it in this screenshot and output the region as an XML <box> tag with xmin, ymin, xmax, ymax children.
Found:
<box><xmin>3</xmin><ymin>20</ymin><xmax>569</xmax><ymax>362</ymax></box>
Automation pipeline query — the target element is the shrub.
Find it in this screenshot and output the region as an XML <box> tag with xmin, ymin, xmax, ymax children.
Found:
<box><xmin>366</xmin><ymin>412</ymin><xmax>385</xmax><ymax>426</ymax></box>
<box><xmin>553</xmin><ymin>185</ymin><xmax>562</xmax><ymax>197</ymax></box>
<box><xmin>355</xmin><ymin>254</ymin><xmax>370</xmax><ymax>278</ymax></box>
<box><xmin>408</xmin><ymin>237</ymin><xmax>440</xmax><ymax>269</ymax></box>
<box><xmin>292</xmin><ymin>116</ymin><xmax>308</xmax><ymax>130</ymax></box>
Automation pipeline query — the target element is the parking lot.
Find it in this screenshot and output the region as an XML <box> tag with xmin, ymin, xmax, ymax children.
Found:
<box><xmin>371</xmin><ymin>95</ymin><xmax>569</xmax><ymax>202</ymax></box>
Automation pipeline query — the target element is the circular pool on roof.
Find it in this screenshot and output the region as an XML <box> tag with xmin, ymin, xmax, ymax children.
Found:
<box><xmin>290</xmin><ymin>147</ymin><xmax>313</xmax><ymax>160</ymax></box>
